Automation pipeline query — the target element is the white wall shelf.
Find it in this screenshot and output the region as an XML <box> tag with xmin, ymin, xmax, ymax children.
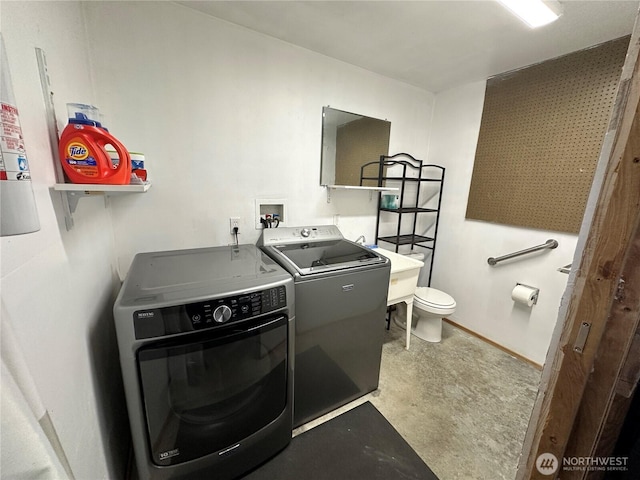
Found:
<box><xmin>324</xmin><ymin>185</ymin><xmax>399</xmax><ymax>203</ymax></box>
<box><xmin>53</xmin><ymin>183</ymin><xmax>151</xmax><ymax>193</ymax></box>
<box><xmin>37</xmin><ymin>47</ymin><xmax>150</xmax><ymax>230</ymax></box>
<box><xmin>53</xmin><ymin>183</ymin><xmax>151</xmax><ymax>213</ymax></box>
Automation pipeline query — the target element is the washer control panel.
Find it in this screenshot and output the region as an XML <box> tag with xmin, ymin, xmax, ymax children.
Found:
<box><xmin>133</xmin><ymin>285</ymin><xmax>287</xmax><ymax>338</ymax></box>
<box><xmin>260</xmin><ymin>225</ymin><xmax>343</xmax><ymax>245</ymax></box>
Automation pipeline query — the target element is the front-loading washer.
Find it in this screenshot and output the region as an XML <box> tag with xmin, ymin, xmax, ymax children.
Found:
<box><xmin>113</xmin><ymin>244</ymin><xmax>294</xmax><ymax>480</ymax></box>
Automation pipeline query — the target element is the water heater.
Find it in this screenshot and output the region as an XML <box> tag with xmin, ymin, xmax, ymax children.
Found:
<box><xmin>0</xmin><ymin>34</ymin><xmax>40</xmax><ymax>236</ymax></box>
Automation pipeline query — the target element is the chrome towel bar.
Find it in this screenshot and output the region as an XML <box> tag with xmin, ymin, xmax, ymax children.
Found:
<box><xmin>488</xmin><ymin>239</ymin><xmax>558</xmax><ymax>266</ymax></box>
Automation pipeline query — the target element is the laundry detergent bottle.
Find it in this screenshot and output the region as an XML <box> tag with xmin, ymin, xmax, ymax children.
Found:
<box><xmin>58</xmin><ymin>103</ymin><xmax>131</xmax><ymax>184</ymax></box>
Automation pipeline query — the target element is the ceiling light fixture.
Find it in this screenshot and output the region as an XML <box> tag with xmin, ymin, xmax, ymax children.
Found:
<box><xmin>497</xmin><ymin>0</ymin><xmax>562</xmax><ymax>28</ymax></box>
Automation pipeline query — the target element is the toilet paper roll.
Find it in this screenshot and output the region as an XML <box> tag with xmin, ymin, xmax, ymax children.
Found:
<box><xmin>511</xmin><ymin>284</ymin><xmax>538</xmax><ymax>307</ymax></box>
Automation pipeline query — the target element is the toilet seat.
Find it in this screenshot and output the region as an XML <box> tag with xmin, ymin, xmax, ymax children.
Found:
<box><xmin>413</xmin><ymin>287</ymin><xmax>456</xmax><ymax>315</ymax></box>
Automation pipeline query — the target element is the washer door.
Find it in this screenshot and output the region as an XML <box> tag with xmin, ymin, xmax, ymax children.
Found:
<box><xmin>137</xmin><ymin>315</ymin><xmax>289</xmax><ymax>466</ymax></box>
<box><xmin>272</xmin><ymin>240</ymin><xmax>384</xmax><ymax>275</ymax></box>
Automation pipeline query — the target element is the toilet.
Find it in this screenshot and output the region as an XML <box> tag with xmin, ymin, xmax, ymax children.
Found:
<box><xmin>412</xmin><ymin>286</ymin><xmax>456</xmax><ymax>342</ymax></box>
<box><xmin>394</xmin><ymin>252</ymin><xmax>457</xmax><ymax>343</ymax></box>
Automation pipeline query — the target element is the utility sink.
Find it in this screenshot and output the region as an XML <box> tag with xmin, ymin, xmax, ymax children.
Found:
<box><xmin>374</xmin><ymin>248</ymin><xmax>424</xmax><ymax>349</ymax></box>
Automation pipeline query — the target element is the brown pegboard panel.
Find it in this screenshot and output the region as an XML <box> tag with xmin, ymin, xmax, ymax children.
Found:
<box><xmin>466</xmin><ymin>36</ymin><xmax>629</xmax><ymax>233</ymax></box>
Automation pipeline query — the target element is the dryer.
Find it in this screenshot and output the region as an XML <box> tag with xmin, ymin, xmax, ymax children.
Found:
<box><xmin>113</xmin><ymin>245</ymin><xmax>294</xmax><ymax>480</ymax></box>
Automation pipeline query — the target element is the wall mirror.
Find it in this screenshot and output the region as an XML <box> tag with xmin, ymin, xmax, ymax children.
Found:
<box><xmin>320</xmin><ymin>107</ymin><xmax>391</xmax><ymax>187</ymax></box>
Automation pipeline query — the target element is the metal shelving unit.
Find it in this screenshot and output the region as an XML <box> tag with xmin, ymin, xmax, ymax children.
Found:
<box><xmin>360</xmin><ymin>152</ymin><xmax>445</xmax><ymax>286</ymax></box>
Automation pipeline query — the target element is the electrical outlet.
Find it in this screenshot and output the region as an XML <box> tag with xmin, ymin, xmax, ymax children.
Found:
<box><xmin>230</xmin><ymin>217</ymin><xmax>240</xmax><ymax>234</ymax></box>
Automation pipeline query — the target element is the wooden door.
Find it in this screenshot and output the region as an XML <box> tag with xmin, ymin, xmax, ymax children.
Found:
<box><xmin>517</xmin><ymin>15</ymin><xmax>640</xmax><ymax>480</ymax></box>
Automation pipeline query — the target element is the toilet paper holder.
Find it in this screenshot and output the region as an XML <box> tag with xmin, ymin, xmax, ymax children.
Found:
<box><xmin>514</xmin><ymin>283</ymin><xmax>540</xmax><ymax>305</ymax></box>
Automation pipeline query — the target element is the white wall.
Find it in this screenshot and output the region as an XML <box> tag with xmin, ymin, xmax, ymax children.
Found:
<box><xmin>428</xmin><ymin>81</ymin><xmax>578</xmax><ymax>365</ymax></box>
<box><xmin>1</xmin><ymin>1</ymin><xmax>435</xmax><ymax>476</ymax></box>
<box><xmin>88</xmin><ymin>0</ymin><xmax>571</xmax><ymax>367</ymax></box>
<box><xmin>0</xmin><ymin>6</ymin><xmax>584</xmax><ymax>477</ymax></box>
<box><xmin>1</xmin><ymin>2</ymin><xmax>129</xmax><ymax>478</ymax></box>
<box><xmin>81</xmin><ymin>1</ymin><xmax>435</xmax><ymax>276</ymax></box>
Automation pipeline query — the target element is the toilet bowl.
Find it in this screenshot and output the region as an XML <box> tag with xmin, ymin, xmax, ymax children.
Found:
<box><xmin>392</xmin><ymin>252</ymin><xmax>457</xmax><ymax>343</ymax></box>
<box><xmin>412</xmin><ymin>287</ymin><xmax>456</xmax><ymax>343</ymax></box>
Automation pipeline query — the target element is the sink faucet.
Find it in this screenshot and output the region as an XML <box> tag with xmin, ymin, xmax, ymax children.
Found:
<box><xmin>354</xmin><ymin>235</ymin><xmax>366</xmax><ymax>245</ymax></box>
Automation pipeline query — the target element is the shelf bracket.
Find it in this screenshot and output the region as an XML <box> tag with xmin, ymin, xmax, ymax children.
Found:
<box><xmin>64</xmin><ymin>191</ymin><xmax>105</xmax><ymax>214</ymax></box>
<box><xmin>66</xmin><ymin>192</ymin><xmax>81</xmax><ymax>214</ymax></box>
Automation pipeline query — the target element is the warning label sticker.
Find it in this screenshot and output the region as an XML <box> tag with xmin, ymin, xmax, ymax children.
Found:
<box><xmin>0</xmin><ymin>102</ymin><xmax>30</xmax><ymax>181</ymax></box>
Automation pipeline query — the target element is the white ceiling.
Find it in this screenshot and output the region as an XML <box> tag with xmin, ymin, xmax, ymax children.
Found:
<box><xmin>176</xmin><ymin>0</ymin><xmax>638</xmax><ymax>93</ymax></box>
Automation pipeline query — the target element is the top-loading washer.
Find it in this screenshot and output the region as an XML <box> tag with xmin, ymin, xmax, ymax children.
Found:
<box><xmin>258</xmin><ymin>225</ymin><xmax>390</xmax><ymax>427</ymax></box>
<box><xmin>113</xmin><ymin>244</ymin><xmax>294</xmax><ymax>480</ymax></box>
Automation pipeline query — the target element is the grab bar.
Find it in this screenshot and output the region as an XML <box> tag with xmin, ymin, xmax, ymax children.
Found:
<box><xmin>488</xmin><ymin>239</ymin><xmax>558</xmax><ymax>266</ymax></box>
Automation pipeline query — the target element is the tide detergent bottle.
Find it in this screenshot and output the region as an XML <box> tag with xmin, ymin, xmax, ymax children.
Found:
<box><xmin>58</xmin><ymin>103</ymin><xmax>131</xmax><ymax>184</ymax></box>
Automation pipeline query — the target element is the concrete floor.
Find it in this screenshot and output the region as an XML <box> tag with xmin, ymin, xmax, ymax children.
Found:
<box><xmin>294</xmin><ymin>321</ymin><xmax>541</xmax><ymax>480</ymax></box>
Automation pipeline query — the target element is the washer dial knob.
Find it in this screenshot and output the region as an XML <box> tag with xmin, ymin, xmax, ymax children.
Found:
<box><xmin>301</xmin><ymin>228</ymin><xmax>311</xmax><ymax>238</ymax></box>
<box><xmin>213</xmin><ymin>305</ymin><xmax>232</xmax><ymax>323</ymax></box>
